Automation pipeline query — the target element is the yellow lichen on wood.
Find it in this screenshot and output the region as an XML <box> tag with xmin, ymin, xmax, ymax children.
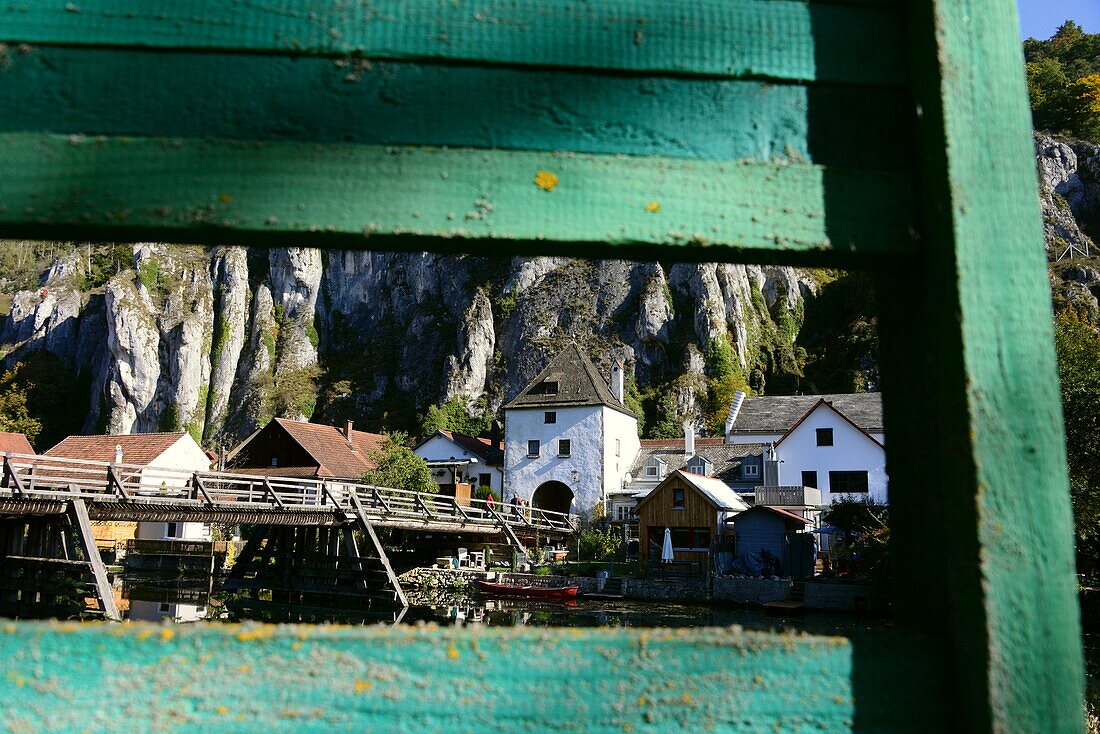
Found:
<box><xmin>534</xmin><ymin>170</ymin><xmax>558</xmax><ymax>190</ymax></box>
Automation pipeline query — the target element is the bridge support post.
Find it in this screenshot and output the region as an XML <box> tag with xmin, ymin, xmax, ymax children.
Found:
<box><xmin>350</xmin><ymin>493</ymin><xmax>407</xmax><ymax>607</ymax></box>
<box><xmin>67</xmin><ymin>499</ymin><xmax>121</xmax><ymax>621</ymax></box>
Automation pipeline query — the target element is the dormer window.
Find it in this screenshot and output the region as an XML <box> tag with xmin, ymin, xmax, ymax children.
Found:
<box><xmin>644</xmin><ymin>457</ymin><xmax>667</xmax><ymax>479</ymax></box>
<box><xmin>543</xmin><ymin>381</ymin><xmax>558</xmax><ymax>395</ymax></box>
<box><xmin>743</xmin><ymin>463</ymin><xmax>760</xmax><ymax>478</ymax></box>
<box><xmin>645</xmin><ymin>465</ymin><xmax>658</xmax><ymax>477</ymax></box>
<box><xmin>686</xmin><ymin>456</ymin><xmax>712</xmax><ymax>476</ymax></box>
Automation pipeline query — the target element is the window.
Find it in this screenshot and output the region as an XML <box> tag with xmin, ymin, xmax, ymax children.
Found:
<box><xmin>670</xmin><ymin>527</ymin><xmax>710</xmax><ymax>550</ymax></box>
<box><xmin>543</xmin><ymin>381</ymin><xmax>558</xmax><ymax>395</ymax></box>
<box><xmin>801</xmin><ymin>470</ymin><xmax>818</xmax><ymax>488</ymax></box>
<box><xmin>672</xmin><ymin>488</ymin><xmax>685</xmax><ymax>509</ymax></box>
<box><xmin>166</xmin><ymin>522</ymin><xmax>179</xmax><ymax>538</ymax></box>
<box><xmin>816</xmin><ymin>428</ymin><xmax>834</xmax><ymax>446</ymax></box>
<box><xmin>742</xmin><ymin>463</ymin><xmax>760</xmax><ymax>478</ymax></box>
<box><xmin>270</xmin><ymin>457</ymin><xmax>278</xmax><ymax>466</ymax></box>
<box><xmin>829</xmin><ymin>470</ymin><xmax>869</xmax><ymax>493</ymax></box>
<box><xmin>544</xmin><ymin>411</ymin><xmax>556</xmax><ymax>424</ymax></box>
<box><xmin>615</xmin><ymin>504</ymin><xmax>635</xmax><ymax>521</ymax></box>
<box><xmin>645</xmin><ymin>465</ymin><xmax>658</xmax><ymax>477</ymax></box>
<box><xmin>527</xmin><ymin>440</ymin><xmax>540</xmax><ymax>458</ymax></box>
<box><xmin>558</xmin><ymin>439</ymin><xmax>571</xmax><ymax>457</ymax></box>
<box><xmin>479</xmin><ymin>473</ymin><xmax>492</xmax><ymax>490</ymax></box>
<box><xmin>615</xmin><ymin>439</ymin><xmax>621</xmax><ymax>457</ymax></box>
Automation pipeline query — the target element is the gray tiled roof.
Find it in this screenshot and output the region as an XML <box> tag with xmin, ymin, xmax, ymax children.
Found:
<box><xmin>504</xmin><ymin>344</ymin><xmax>635</xmax><ymax>417</ymax></box>
<box><xmin>731</xmin><ymin>393</ymin><xmax>883</xmax><ymax>434</ymax></box>
<box><xmin>629</xmin><ymin>439</ymin><xmax>766</xmax><ymax>485</ymax></box>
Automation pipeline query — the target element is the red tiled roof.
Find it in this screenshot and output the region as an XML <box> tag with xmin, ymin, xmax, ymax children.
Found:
<box><xmin>438</xmin><ymin>430</ymin><xmax>504</xmax><ymax>465</ymax></box>
<box><xmin>273</xmin><ymin>419</ymin><xmax>386</xmax><ymax>479</ymax></box>
<box><xmin>0</xmin><ymin>431</ymin><xmax>34</xmax><ymax>455</ymax></box>
<box><xmin>230</xmin><ymin>466</ymin><xmax>322</xmax><ymax>479</ymax></box>
<box><xmin>45</xmin><ymin>432</ymin><xmax>189</xmax><ymax>467</ymax></box>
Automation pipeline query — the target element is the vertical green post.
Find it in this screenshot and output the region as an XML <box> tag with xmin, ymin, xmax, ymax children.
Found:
<box><xmin>880</xmin><ymin>0</ymin><xmax>1084</xmax><ymax>730</ymax></box>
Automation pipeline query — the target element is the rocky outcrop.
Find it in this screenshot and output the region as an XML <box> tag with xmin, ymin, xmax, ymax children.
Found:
<box><xmin>1037</xmin><ymin>133</ymin><xmax>1100</xmax><ymax>318</ymax></box>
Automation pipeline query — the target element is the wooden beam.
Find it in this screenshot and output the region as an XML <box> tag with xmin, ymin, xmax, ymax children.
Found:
<box><xmin>261</xmin><ymin>478</ymin><xmax>285</xmax><ymax>509</ymax></box>
<box><xmin>0</xmin><ymin>622</ymin><xmax>947</xmax><ymax>732</ymax></box>
<box><xmin>874</xmin><ymin>0</ymin><xmax>1084</xmax><ymax>730</ymax></box>
<box><xmin>350</xmin><ymin>493</ymin><xmax>408</xmax><ymax>607</ymax></box>
<box><xmin>0</xmin><ymin>0</ymin><xmax>904</xmax><ymax>85</ymax></box>
<box><xmin>2</xmin><ymin>456</ymin><xmax>26</xmax><ymax>496</ymax></box>
<box><xmin>0</xmin><ymin>133</ymin><xmax>916</xmax><ymax>265</ymax></box>
<box><xmin>370</xmin><ymin>488</ymin><xmax>392</xmax><ymax>514</ymax></box>
<box><xmin>0</xmin><ymin>48</ymin><xmax>912</xmax><ymax>170</ymax></box>
<box><xmin>66</xmin><ymin>499</ymin><xmax>121</xmax><ymax>622</ymax></box>
<box><xmin>107</xmin><ymin>466</ymin><xmax>130</xmax><ymax>501</ymax></box>
<box><xmin>190</xmin><ymin>473</ymin><xmax>212</xmax><ymax>505</ymax></box>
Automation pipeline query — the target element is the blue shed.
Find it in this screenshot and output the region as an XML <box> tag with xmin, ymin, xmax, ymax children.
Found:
<box><xmin>730</xmin><ymin>506</ymin><xmax>813</xmax><ymax>578</ymax></box>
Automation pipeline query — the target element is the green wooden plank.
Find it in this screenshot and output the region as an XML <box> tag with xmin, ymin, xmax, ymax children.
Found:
<box><xmin>0</xmin><ymin>621</ymin><xmax>946</xmax><ymax>732</ymax></box>
<box><xmin>0</xmin><ymin>0</ymin><xmax>904</xmax><ymax>86</ymax></box>
<box><xmin>0</xmin><ymin>47</ymin><xmax>912</xmax><ymax>168</ymax></box>
<box><xmin>0</xmin><ymin>133</ymin><xmax>916</xmax><ymax>261</ymax></box>
<box><xmin>876</xmin><ymin>0</ymin><xmax>1085</xmax><ymax>731</ymax></box>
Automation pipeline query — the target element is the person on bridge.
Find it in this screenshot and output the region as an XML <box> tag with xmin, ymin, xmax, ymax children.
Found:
<box><xmin>485</xmin><ymin>492</ymin><xmax>495</xmax><ymax>511</ymax></box>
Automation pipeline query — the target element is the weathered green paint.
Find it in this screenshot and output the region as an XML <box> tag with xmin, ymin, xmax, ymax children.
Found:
<box><xmin>0</xmin><ymin>48</ymin><xmax>911</xmax><ymax>168</ymax></box>
<box><xmin>0</xmin><ymin>133</ymin><xmax>915</xmax><ymax>260</ymax></box>
<box><xmin>0</xmin><ymin>622</ymin><xmax>945</xmax><ymax>733</ymax></box>
<box><xmin>0</xmin><ymin>0</ymin><xmax>1085</xmax><ymax>730</ymax></box>
<box><xmin>874</xmin><ymin>0</ymin><xmax>1085</xmax><ymax>731</ymax></box>
<box><xmin>0</xmin><ymin>0</ymin><xmax>903</xmax><ymax>85</ymax></box>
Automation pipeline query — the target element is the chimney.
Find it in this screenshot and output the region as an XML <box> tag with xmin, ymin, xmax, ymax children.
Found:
<box><xmin>611</xmin><ymin>359</ymin><xmax>625</xmax><ymax>403</ymax></box>
<box><xmin>114</xmin><ymin>444</ymin><xmax>124</xmax><ymax>464</ymax></box>
<box><xmin>724</xmin><ymin>390</ymin><xmax>747</xmax><ymax>443</ymax></box>
<box><xmin>684</xmin><ymin>423</ymin><xmax>695</xmax><ymax>461</ymax></box>
<box><xmin>763</xmin><ymin>442</ymin><xmax>780</xmax><ymax>486</ymax></box>
<box><xmin>343</xmin><ymin>420</ymin><xmax>354</xmax><ymax>448</ymax></box>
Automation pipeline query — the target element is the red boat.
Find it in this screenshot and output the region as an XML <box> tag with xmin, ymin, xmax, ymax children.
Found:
<box><xmin>475</xmin><ymin>580</ymin><xmax>579</xmax><ymax>599</ymax></box>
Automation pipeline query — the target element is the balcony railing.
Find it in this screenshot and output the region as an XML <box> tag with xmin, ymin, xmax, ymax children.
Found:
<box><xmin>754</xmin><ymin>485</ymin><xmax>822</xmax><ymax>507</ymax></box>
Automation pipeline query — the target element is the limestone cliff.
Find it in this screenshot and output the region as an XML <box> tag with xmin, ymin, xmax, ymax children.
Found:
<box><xmin>0</xmin><ymin>245</ymin><xmax>818</xmax><ymax>445</ymax></box>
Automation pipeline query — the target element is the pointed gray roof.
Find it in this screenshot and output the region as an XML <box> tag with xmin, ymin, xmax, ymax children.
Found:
<box><xmin>504</xmin><ymin>344</ymin><xmax>635</xmax><ymax>417</ymax></box>
<box><xmin>732</xmin><ymin>393</ymin><xmax>883</xmax><ymax>434</ymax></box>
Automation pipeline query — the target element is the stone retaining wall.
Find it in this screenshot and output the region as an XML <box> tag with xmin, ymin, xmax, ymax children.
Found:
<box><xmin>621</xmin><ymin>577</ymin><xmax>709</xmax><ymax>602</ymax></box>
<box><xmin>803</xmin><ymin>581</ymin><xmax>887</xmax><ymax>612</ymax></box>
<box><xmin>712</xmin><ymin>577</ymin><xmax>791</xmax><ymax>605</ymax></box>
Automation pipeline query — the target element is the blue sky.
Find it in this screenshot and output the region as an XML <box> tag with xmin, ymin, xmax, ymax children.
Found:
<box><xmin>1017</xmin><ymin>0</ymin><xmax>1099</xmax><ymax>39</ymax></box>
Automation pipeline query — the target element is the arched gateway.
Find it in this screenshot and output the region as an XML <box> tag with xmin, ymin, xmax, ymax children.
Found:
<box><xmin>531</xmin><ymin>481</ymin><xmax>574</xmax><ymax>516</ymax></box>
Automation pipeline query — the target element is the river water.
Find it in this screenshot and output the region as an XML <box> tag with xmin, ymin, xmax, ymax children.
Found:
<box><xmin>115</xmin><ymin>572</ymin><xmax>889</xmax><ymax>637</ymax></box>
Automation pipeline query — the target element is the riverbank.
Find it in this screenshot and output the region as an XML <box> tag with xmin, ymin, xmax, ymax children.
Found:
<box><xmin>399</xmin><ymin>567</ymin><xmax>888</xmax><ymax>613</ymax></box>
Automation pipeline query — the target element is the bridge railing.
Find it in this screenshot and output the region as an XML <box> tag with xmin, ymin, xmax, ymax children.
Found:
<box><xmin>0</xmin><ymin>453</ymin><xmax>578</xmax><ymax>534</ymax></box>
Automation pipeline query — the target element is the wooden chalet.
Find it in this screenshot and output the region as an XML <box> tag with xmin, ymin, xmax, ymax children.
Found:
<box><xmin>633</xmin><ymin>469</ymin><xmax>748</xmax><ymax>565</ymax></box>
<box><xmin>226</xmin><ymin>418</ymin><xmax>385</xmax><ymax>481</ymax></box>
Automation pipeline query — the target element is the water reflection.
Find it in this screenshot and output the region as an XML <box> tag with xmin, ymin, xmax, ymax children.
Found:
<box><xmin>108</xmin><ymin>573</ymin><xmax>892</xmax><ymax>636</ymax></box>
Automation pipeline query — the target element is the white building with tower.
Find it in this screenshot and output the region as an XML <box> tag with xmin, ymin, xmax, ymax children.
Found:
<box><xmin>503</xmin><ymin>344</ymin><xmax>640</xmax><ymax>517</ymax></box>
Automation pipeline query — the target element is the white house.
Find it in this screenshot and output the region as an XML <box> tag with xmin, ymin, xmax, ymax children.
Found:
<box><xmin>503</xmin><ymin>345</ymin><xmax>640</xmax><ymax>517</ymax></box>
<box><xmin>414</xmin><ymin>429</ymin><xmax>504</xmax><ymax>497</ymax></box>
<box><xmin>45</xmin><ymin>432</ymin><xmax>214</xmax><ymax>540</ymax></box>
<box><xmin>724</xmin><ymin>392</ymin><xmax>887</xmax><ymax>505</ymax></box>
<box><xmin>766</xmin><ymin>399</ymin><xmax>888</xmax><ymax>504</ymax></box>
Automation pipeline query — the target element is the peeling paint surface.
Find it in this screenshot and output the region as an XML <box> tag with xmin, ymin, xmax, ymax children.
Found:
<box><xmin>0</xmin><ymin>622</ymin><xmax>945</xmax><ymax>733</ymax></box>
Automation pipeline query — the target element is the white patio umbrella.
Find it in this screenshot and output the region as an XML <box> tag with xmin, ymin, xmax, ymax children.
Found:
<box><xmin>661</xmin><ymin>527</ymin><xmax>674</xmax><ymax>564</ymax></box>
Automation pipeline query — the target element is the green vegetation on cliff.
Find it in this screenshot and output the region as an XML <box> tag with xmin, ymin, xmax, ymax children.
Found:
<box><xmin>1025</xmin><ymin>22</ymin><xmax>1100</xmax><ymax>142</ymax></box>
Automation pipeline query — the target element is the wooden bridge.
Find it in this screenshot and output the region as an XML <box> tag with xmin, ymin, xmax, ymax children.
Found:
<box><xmin>0</xmin><ymin>452</ymin><xmax>577</xmax><ymax>620</ymax></box>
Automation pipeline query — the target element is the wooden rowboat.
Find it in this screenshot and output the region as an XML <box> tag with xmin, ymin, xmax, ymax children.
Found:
<box><xmin>475</xmin><ymin>580</ymin><xmax>579</xmax><ymax>599</ymax></box>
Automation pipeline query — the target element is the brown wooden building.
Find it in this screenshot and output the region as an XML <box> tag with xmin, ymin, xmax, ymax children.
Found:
<box><xmin>632</xmin><ymin>469</ymin><xmax>749</xmax><ymax>564</ymax></box>
<box><xmin>226</xmin><ymin>418</ymin><xmax>385</xmax><ymax>481</ymax></box>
